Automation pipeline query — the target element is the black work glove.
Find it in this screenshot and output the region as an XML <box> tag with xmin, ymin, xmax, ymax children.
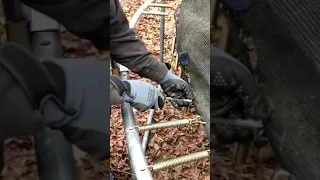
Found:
<box><xmin>160</xmin><ymin>71</ymin><xmax>194</xmax><ymax>108</ymax></box>
<box><xmin>211</xmin><ymin>46</ymin><xmax>272</xmax><ymax>144</ymax></box>
<box><xmin>40</xmin><ymin>58</ymin><xmax>110</xmax><ymax>161</ymax></box>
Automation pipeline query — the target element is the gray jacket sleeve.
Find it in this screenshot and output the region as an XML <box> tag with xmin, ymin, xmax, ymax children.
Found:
<box><xmin>21</xmin><ymin>0</ymin><xmax>168</xmax><ymax>105</ymax></box>
<box><xmin>110</xmin><ymin>83</ymin><xmax>123</xmax><ymax>105</ymax></box>
<box><xmin>23</xmin><ymin>0</ymin><xmax>168</xmax><ymax>83</ymax></box>
<box><xmin>110</xmin><ymin>0</ymin><xmax>168</xmax><ymax>83</ymax></box>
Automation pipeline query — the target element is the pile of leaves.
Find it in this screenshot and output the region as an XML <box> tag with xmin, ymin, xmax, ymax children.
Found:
<box><xmin>110</xmin><ymin>0</ymin><xmax>209</xmax><ymax>179</ymax></box>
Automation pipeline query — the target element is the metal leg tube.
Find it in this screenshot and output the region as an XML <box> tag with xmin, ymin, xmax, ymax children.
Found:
<box><xmin>30</xmin><ymin>10</ymin><xmax>77</xmax><ymax>180</ymax></box>
<box><xmin>32</xmin><ymin>32</ymin><xmax>77</xmax><ymax>180</ymax></box>
<box><xmin>142</xmin><ymin>85</ymin><xmax>161</xmax><ymax>153</ymax></box>
<box><xmin>119</xmin><ymin>1</ymin><xmax>156</xmax><ymax>179</ymax></box>
<box><xmin>3</xmin><ymin>1</ymin><xmax>77</xmax><ymax>179</ymax></box>
<box><xmin>120</xmin><ymin>72</ymin><xmax>153</xmax><ymax>180</ymax></box>
<box><xmin>142</xmin><ymin>109</ymin><xmax>155</xmax><ymax>153</ymax></box>
<box><xmin>159</xmin><ymin>0</ymin><xmax>166</xmax><ymax>63</ymax></box>
<box><xmin>141</xmin><ymin>0</ymin><xmax>169</xmax><ymax>154</ymax></box>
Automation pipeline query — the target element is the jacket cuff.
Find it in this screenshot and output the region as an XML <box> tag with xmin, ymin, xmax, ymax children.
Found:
<box><xmin>139</xmin><ymin>59</ymin><xmax>169</xmax><ymax>84</ymax></box>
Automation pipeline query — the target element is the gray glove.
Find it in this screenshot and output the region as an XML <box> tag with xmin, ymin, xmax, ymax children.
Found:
<box><xmin>40</xmin><ymin>59</ymin><xmax>110</xmax><ymax>161</ymax></box>
<box><xmin>160</xmin><ymin>71</ymin><xmax>194</xmax><ymax>108</ymax></box>
<box><xmin>123</xmin><ymin>80</ymin><xmax>165</xmax><ymax>112</ymax></box>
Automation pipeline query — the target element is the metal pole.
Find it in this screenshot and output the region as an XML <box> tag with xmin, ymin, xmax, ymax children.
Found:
<box><xmin>30</xmin><ymin>10</ymin><xmax>77</xmax><ymax>180</ymax></box>
<box><xmin>141</xmin><ymin>0</ymin><xmax>167</xmax><ymax>154</ymax></box>
<box><xmin>118</xmin><ymin>1</ymin><xmax>157</xmax><ymax>179</ymax></box>
<box><xmin>142</xmin><ymin>85</ymin><xmax>161</xmax><ymax>153</ymax></box>
<box><xmin>159</xmin><ymin>0</ymin><xmax>166</xmax><ymax>63</ymax></box>
<box><xmin>120</xmin><ymin>72</ymin><xmax>153</xmax><ymax>180</ymax></box>
<box><xmin>142</xmin><ymin>11</ymin><xmax>168</xmax><ymax>16</ymax></box>
<box><xmin>142</xmin><ymin>109</ymin><xmax>155</xmax><ymax>153</ymax></box>
<box><xmin>2</xmin><ymin>1</ymin><xmax>77</xmax><ymax>179</ymax></box>
<box><xmin>129</xmin><ymin>0</ymin><xmax>156</xmax><ymax>28</ymax></box>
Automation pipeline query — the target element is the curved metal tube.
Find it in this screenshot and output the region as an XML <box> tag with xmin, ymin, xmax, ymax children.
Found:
<box><xmin>129</xmin><ymin>0</ymin><xmax>156</xmax><ymax>28</ymax></box>
<box><xmin>118</xmin><ymin>0</ymin><xmax>156</xmax><ymax>179</ymax></box>
<box><xmin>117</xmin><ymin>0</ymin><xmax>156</xmax><ymax>73</ymax></box>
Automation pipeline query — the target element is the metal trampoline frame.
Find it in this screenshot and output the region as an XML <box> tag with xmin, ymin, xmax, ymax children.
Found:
<box><xmin>112</xmin><ymin>0</ymin><xmax>210</xmax><ymax>179</ymax></box>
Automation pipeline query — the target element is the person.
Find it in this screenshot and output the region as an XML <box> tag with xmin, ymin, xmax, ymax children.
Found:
<box><xmin>0</xmin><ymin>0</ymin><xmax>270</xmax><ymax>177</ymax></box>
<box><xmin>0</xmin><ymin>0</ymin><xmax>195</xmax><ymax>175</ymax></box>
<box><xmin>211</xmin><ymin>45</ymin><xmax>272</xmax><ymax>144</ymax></box>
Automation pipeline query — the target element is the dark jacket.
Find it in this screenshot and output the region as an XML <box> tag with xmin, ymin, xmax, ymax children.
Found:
<box><xmin>0</xmin><ymin>0</ymin><xmax>170</xmax><ymax>165</ymax></box>
<box><xmin>22</xmin><ymin>0</ymin><xmax>169</xmax><ymax>104</ymax></box>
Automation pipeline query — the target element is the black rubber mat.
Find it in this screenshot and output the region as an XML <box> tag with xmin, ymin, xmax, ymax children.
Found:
<box><xmin>245</xmin><ymin>1</ymin><xmax>320</xmax><ymax>179</ymax></box>
<box><xmin>176</xmin><ymin>0</ymin><xmax>210</xmax><ymax>138</ymax></box>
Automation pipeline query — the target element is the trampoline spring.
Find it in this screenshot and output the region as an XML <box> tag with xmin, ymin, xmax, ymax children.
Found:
<box><xmin>133</xmin><ymin>117</ymin><xmax>205</xmax><ymax>131</ymax></box>
<box><xmin>142</xmin><ymin>11</ymin><xmax>168</xmax><ymax>16</ymax></box>
<box><xmin>148</xmin><ymin>150</ymin><xmax>210</xmax><ymax>171</ymax></box>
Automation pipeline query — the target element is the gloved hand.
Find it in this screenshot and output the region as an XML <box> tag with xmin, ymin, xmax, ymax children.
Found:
<box><xmin>0</xmin><ymin>43</ymin><xmax>110</xmax><ymax>162</ymax></box>
<box><xmin>40</xmin><ymin>58</ymin><xmax>111</xmax><ymax>161</ymax></box>
<box><xmin>160</xmin><ymin>71</ymin><xmax>194</xmax><ymax>108</ymax></box>
<box><xmin>211</xmin><ymin>46</ymin><xmax>273</xmax><ymax>144</ymax></box>
<box><xmin>122</xmin><ymin>80</ymin><xmax>165</xmax><ymax>112</ymax></box>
